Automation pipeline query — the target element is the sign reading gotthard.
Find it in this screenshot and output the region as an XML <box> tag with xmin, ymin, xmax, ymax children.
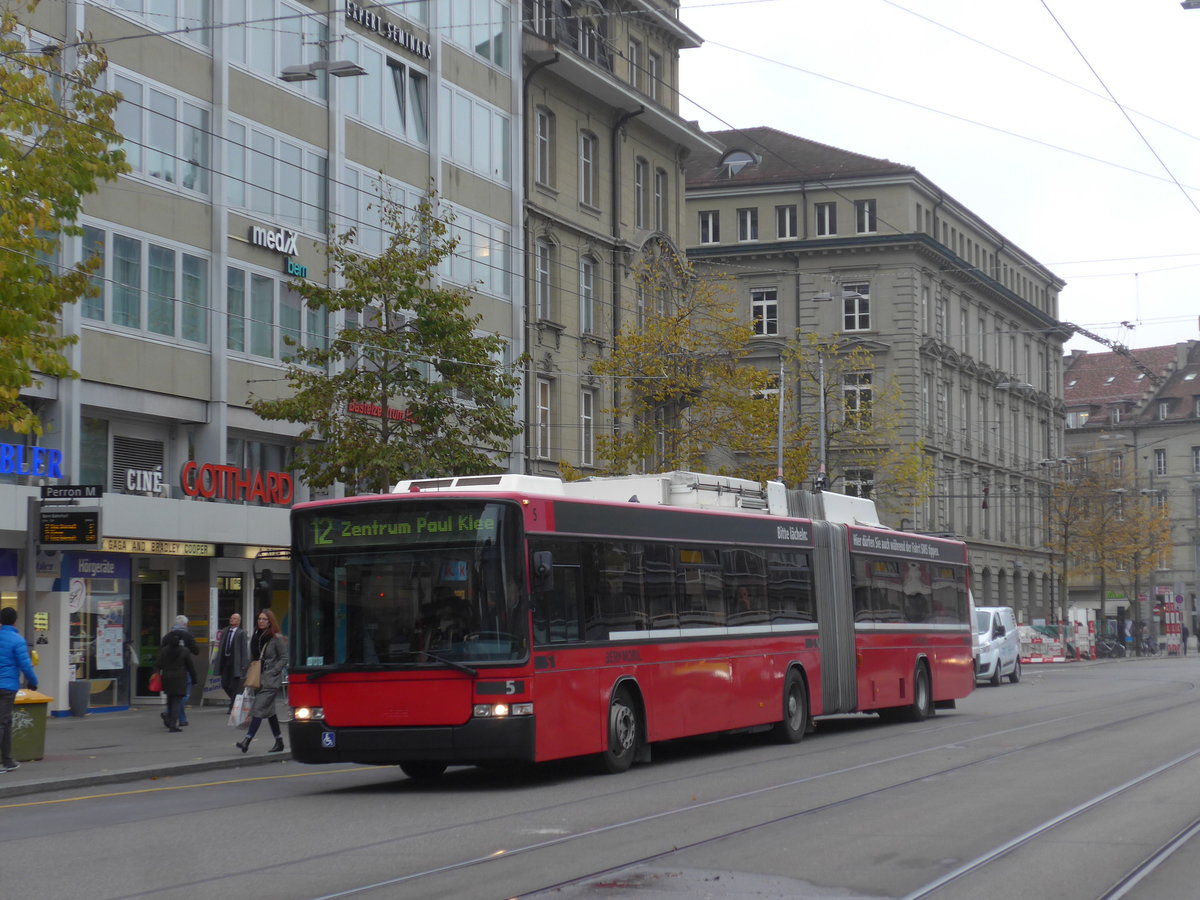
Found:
<box><xmin>180</xmin><ymin>461</ymin><xmax>293</xmax><ymax>505</ymax></box>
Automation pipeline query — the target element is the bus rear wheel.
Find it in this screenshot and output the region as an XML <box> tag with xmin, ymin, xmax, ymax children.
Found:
<box><xmin>599</xmin><ymin>686</ymin><xmax>640</xmax><ymax>774</ymax></box>
<box><xmin>773</xmin><ymin>669</ymin><xmax>808</xmax><ymax>744</ymax></box>
<box><xmin>400</xmin><ymin>760</ymin><xmax>447</xmax><ymax>781</ymax></box>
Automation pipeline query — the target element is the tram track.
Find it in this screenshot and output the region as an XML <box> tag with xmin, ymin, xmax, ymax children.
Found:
<box><xmin>296</xmin><ymin>672</ymin><xmax>1200</xmax><ymax>900</ymax></box>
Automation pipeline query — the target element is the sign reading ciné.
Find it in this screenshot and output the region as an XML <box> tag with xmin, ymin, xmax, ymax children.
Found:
<box><xmin>180</xmin><ymin>461</ymin><xmax>294</xmax><ymax>506</ymax></box>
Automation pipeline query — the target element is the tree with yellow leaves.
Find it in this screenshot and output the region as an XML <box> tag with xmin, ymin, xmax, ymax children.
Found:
<box><xmin>591</xmin><ymin>249</ymin><xmax>778</xmax><ymax>476</ymax></box>
<box><xmin>1</xmin><ymin>2</ymin><xmax>127</xmax><ymax>433</ymax></box>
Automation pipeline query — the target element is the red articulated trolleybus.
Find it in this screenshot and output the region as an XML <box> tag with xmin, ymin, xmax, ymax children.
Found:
<box><xmin>287</xmin><ymin>472</ymin><xmax>974</xmax><ymax>779</ymax></box>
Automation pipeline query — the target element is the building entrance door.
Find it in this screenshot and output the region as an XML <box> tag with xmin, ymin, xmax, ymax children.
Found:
<box><xmin>134</xmin><ymin>582</ymin><xmax>166</xmax><ymax>697</ymax></box>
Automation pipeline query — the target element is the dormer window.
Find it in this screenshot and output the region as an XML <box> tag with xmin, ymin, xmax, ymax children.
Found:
<box><xmin>720</xmin><ymin>150</ymin><xmax>757</xmax><ymax>177</ymax></box>
<box><xmin>1158</xmin><ymin>400</ymin><xmax>1171</xmax><ymax>420</ymax></box>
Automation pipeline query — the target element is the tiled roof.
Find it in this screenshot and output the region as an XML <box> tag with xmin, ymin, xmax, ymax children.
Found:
<box><xmin>684</xmin><ymin>126</ymin><xmax>917</xmax><ymax>188</ymax></box>
<box><xmin>1063</xmin><ymin>344</ymin><xmax>1195</xmax><ymax>418</ymax></box>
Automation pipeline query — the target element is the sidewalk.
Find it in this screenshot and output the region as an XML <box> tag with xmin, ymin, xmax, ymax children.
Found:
<box><xmin>0</xmin><ymin>703</ymin><xmax>291</xmax><ymax>801</ymax></box>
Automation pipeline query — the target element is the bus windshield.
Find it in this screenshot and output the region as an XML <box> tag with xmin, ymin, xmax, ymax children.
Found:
<box><xmin>291</xmin><ymin>500</ymin><xmax>526</xmax><ymax>669</ymax></box>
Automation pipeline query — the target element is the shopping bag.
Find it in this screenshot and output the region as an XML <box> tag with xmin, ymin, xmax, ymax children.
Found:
<box><xmin>148</xmin><ymin>671</ymin><xmax>163</xmax><ymax>693</ymax></box>
<box><xmin>228</xmin><ymin>691</ymin><xmax>250</xmax><ymax>727</ymax></box>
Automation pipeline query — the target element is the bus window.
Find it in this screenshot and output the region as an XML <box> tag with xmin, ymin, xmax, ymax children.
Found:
<box><xmin>678</xmin><ymin>546</ymin><xmax>723</xmax><ymax>628</ymax></box>
<box><xmin>643</xmin><ymin>543</ymin><xmax>677</xmax><ymax>629</ymax></box>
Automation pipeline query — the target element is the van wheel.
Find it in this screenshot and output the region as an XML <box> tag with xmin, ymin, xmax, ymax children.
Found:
<box><xmin>1008</xmin><ymin>659</ymin><xmax>1021</xmax><ymax>684</ymax></box>
<box><xmin>599</xmin><ymin>686</ymin><xmax>640</xmax><ymax>774</ymax></box>
<box><xmin>773</xmin><ymin>670</ymin><xmax>808</xmax><ymax>744</ymax></box>
<box><xmin>989</xmin><ymin>662</ymin><xmax>1002</xmax><ymax>687</ymax></box>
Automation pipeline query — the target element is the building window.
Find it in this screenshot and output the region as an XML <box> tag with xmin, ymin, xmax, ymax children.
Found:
<box><xmin>842</xmin><ymin>281</ymin><xmax>870</xmax><ymax>331</ymax></box>
<box><xmin>776</xmin><ymin>205</ymin><xmax>797</xmax><ymax>239</ymax></box>
<box><xmin>647</xmin><ymin>51</ymin><xmax>661</xmax><ymax>101</ymax></box>
<box><xmin>1155</xmin><ymin>448</ymin><xmax>1167</xmax><ymax>476</ymax></box>
<box><xmin>340</xmin><ymin>165</ymin><xmax>418</xmax><ymax>257</ymax></box>
<box><xmin>534</xmin><ymin>240</ymin><xmax>553</xmax><ymax>320</ymax></box>
<box><xmin>438</xmin><ymin>82</ymin><xmax>512</xmax><ymax>184</ymax></box>
<box><xmin>699</xmin><ymin>210</ymin><xmax>719</xmax><ymax>244</ymax></box>
<box><xmin>627</xmin><ymin>38</ymin><xmax>642</xmax><ymax>90</ymax></box>
<box><xmin>112</xmin><ymin>71</ymin><xmax>210</xmax><ymax>195</ymax></box>
<box><xmin>1110</xmin><ymin>407</ymin><xmax>1121</xmax><ymax>425</ymax></box>
<box><xmin>751</xmin><ymin>288</ymin><xmax>778</xmax><ymax>336</ymax></box>
<box><xmin>843</xmin><ymin>467</ymin><xmax>874</xmax><ymax>498</ymax></box>
<box><xmin>109</xmin><ymin>0</ymin><xmax>212</xmax><ymax>47</ymax></box>
<box><xmin>439</xmin><ymin>202</ymin><xmax>513</xmax><ymax>299</ymax></box>
<box><xmin>579</xmin><ymin>130</ymin><xmax>598</xmax><ymax>207</ymax></box>
<box><xmin>815</xmin><ymin>202</ymin><xmax>836</xmax><ymax>236</ymax></box>
<box><xmin>634</xmin><ymin>157</ymin><xmax>649</xmax><ymax>228</ymax></box>
<box><xmin>229</xmin><ymin>0</ymin><xmax>326</xmax><ymax>99</ymax></box>
<box><xmin>535</xmin><ymin>107</ymin><xmax>555</xmax><ymax>186</ymax></box>
<box><xmin>227</xmin><ymin>265</ymin><xmax>327</xmax><ymax>362</ymax></box>
<box><xmin>535</xmin><ymin>378</ymin><xmax>552</xmax><ymax>459</ymax></box>
<box><xmin>581</xmin><ymin>388</ymin><xmax>595</xmax><ymax>467</ymax></box>
<box><xmin>445</xmin><ymin>0</ymin><xmax>510</xmax><ymax>68</ymax></box>
<box><xmin>843</xmin><ymin>372</ymin><xmax>873</xmax><ymax>430</ymax></box>
<box><xmin>1159</xmin><ymin>400</ymin><xmax>1170</xmax><ymax>420</ymax></box>
<box><xmin>580</xmin><ymin>256</ymin><xmax>596</xmax><ymax>334</ymax></box>
<box><xmin>227</xmin><ymin>119</ymin><xmax>327</xmax><ymax>233</ymax></box>
<box><xmin>1192</xmin><ymin>446</ymin><xmax>1200</xmax><ymax>474</ymax></box>
<box><xmin>527</xmin><ymin>0</ymin><xmax>552</xmax><ymax>35</ymax></box>
<box><xmin>80</xmin><ymin>223</ymin><xmax>209</xmax><ymax>344</ymax></box>
<box><xmin>340</xmin><ymin>39</ymin><xmax>430</xmax><ymax>146</ymax></box>
<box><xmin>855</xmin><ymin>199</ymin><xmax>877</xmax><ymax>233</ymax></box>
<box><xmin>737</xmin><ymin>207</ymin><xmax>758</xmax><ymax>242</ymax></box>
<box><xmin>654</xmin><ymin>168</ymin><xmax>668</xmax><ymax>231</ymax></box>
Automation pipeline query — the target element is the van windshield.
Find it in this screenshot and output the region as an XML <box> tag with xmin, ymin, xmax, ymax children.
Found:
<box><xmin>975</xmin><ymin>610</ymin><xmax>994</xmax><ymax>636</ymax></box>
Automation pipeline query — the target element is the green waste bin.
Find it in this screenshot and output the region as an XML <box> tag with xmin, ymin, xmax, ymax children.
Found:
<box><xmin>12</xmin><ymin>689</ymin><xmax>53</xmax><ymax>762</ymax></box>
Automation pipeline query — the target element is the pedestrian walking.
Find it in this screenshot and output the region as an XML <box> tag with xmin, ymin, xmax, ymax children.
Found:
<box><xmin>0</xmin><ymin>607</ymin><xmax>38</xmax><ymax>773</ymax></box>
<box><xmin>235</xmin><ymin>609</ymin><xmax>287</xmax><ymax>754</ymax></box>
<box><xmin>215</xmin><ymin>612</ymin><xmax>250</xmax><ymax>711</ymax></box>
<box><xmin>161</xmin><ymin>615</ymin><xmax>199</xmax><ymax>725</ymax></box>
<box><xmin>1183</xmin><ymin>624</ymin><xmax>1190</xmax><ymax>656</ymax></box>
<box><xmin>155</xmin><ymin>631</ymin><xmax>198</xmax><ymax>733</ymax></box>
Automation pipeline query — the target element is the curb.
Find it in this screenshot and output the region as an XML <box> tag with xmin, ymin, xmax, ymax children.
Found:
<box><xmin>0</xmin><ymin>752</ymin><xmax>290</xmax><ymax>801</ymax></box>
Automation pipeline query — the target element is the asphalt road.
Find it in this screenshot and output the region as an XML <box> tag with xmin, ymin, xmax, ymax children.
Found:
<box><xmin>4</xmin><ymin>656</ymin><xmax>1199</xmax><ymax>900</ymax></box>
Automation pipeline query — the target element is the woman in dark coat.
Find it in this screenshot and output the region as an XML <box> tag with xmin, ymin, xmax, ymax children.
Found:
<box><xmin>155</xmin><ymin>632</ymin><xmax>198</xmax><ymax>733</ymax></box>
<box><xmin>236</xmin><ymin>608</ymin><xmax>287</xmax><ymax>754</ymax></box>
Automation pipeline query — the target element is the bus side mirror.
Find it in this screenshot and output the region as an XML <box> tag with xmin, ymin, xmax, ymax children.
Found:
<box><xmin>532</xmin><ymin>551</ymin><xmax>554</xmax><ymax>591</ymax></box>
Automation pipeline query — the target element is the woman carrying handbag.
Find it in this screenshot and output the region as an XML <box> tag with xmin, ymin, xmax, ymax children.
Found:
<box><xmin>235</xmin><ymin>609</ymin><xmax>287</xmax><ymax>754</ymax></box>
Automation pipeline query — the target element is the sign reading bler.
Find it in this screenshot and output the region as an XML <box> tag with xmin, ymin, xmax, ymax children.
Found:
<box><xmin>180</xmin><ymin>461</ymin><xmax>293</xmax><ymax>506</ymax></box>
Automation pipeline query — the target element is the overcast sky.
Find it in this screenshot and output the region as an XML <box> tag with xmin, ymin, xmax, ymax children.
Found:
<box><xmin>678</xmin><ymin>0</ymin><xmax>1200</xmax><ymax>355</ymax></box>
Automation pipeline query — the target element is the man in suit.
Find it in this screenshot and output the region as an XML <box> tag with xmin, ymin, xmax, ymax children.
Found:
<box><xmin>215</xmin><ymin>613</ymin><xmax>250</xmax><ymax>710</ymax></box>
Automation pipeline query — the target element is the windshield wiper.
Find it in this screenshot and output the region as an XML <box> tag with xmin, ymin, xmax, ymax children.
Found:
<box><xmin>300</xmin><ymin>663</ymin><xmax>387</xmax><ymax>682</ymax></box>
<box><xmin>414</xmin><ymin>650</ymin><xmax>477</xmax><ymax>677</ymax></box>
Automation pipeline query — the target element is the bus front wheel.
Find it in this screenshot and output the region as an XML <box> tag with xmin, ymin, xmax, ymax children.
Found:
<box><xmin>599</xmin><ymin>686</ymin><xmax>640</xmax><ymax>774</ymax></box>
<box><xmin>400</xmin><ymin>760</ymin><xmax>447</xmax><ymax>781</ymax></box>
<box><xmin>774</xmin><ymin>669</ymin><xmax>808</xmax><ymax>744</ymax></box>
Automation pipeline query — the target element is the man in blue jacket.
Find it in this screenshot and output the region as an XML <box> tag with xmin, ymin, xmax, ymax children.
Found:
<box><xmin>0</xmin><ymin>606</ymin><xmax>38</xmax><ymax>772</ymax></box>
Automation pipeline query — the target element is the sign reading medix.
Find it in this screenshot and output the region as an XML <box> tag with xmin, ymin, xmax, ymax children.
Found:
<box><xmin>249</xmin><ymin>224</ymin><xmax>299</xmax><ymax>255</ymax></box>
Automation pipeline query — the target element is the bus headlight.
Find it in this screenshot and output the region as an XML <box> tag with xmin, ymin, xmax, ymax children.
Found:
<box><xmin>473</xmin><ymin>702</ymin><xmax>533</xmax><ymax>718</ymax></box>
<box><xmin>293</xmin><ymin>706</ymin><xmax>324</xmax><ymax>721</ymax></box>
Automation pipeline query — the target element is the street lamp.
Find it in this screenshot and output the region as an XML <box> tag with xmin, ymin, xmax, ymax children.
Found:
<box><xmin>280</xmin><ymin>59</ymin><xmax>367</xmax><ymax>81</ymax></box>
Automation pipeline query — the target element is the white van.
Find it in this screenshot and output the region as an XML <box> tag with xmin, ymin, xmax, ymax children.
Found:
<box><xmin>975</xmin><ymin>606</ymin><xmax>1021</xmax><ymax>685</ymax></box>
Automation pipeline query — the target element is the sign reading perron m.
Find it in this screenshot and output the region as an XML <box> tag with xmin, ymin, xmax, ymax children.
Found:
<box><xmin>41</xmin><ymin>484</ymin><xmax>103</xmax><ymax>500</ymax></box>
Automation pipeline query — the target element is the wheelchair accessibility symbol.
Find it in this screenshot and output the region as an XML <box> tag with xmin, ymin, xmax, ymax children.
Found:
<box><xmin>321</xmin><ymin>732</ymin><xmax>336</xmax><ymax>748</ymax></box>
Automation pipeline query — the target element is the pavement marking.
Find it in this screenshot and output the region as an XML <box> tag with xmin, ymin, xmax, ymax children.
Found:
<box><xmin>0</xmin><ymin>766</ymin><xmax>369</xmax><ymax>809</ymax></box>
